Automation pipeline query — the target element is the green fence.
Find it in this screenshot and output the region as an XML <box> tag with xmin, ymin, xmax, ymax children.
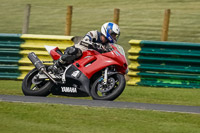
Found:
<box><xmin>127</xmin><ymin>40</ymin><xmax>200</xmax><ymax>88</ymax></box>
<box><xmin>0</xmin><ymin>33</ymin><xmax>74</xmax><ymax>80</ymax></box>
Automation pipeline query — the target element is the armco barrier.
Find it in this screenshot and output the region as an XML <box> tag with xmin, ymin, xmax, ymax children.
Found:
<box><xmin>0</xmin><ymin>33</ymin><xmax>74</xmax><ymax>80</ymax></box>
<box><xmin>127</xmin><ymin>40</ymin><xmax>200</xmax><ymax>88</ymax></box>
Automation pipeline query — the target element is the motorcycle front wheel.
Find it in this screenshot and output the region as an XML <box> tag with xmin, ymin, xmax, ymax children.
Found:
<box><xmin>90</xmin><ymin>73</ymin><xmax>126</xmax><ymax>101</ymax></box>
<box><xmin>22</xmin><ymin>68</ymin><xmax>54</xmax><ymax>96</ymax></box>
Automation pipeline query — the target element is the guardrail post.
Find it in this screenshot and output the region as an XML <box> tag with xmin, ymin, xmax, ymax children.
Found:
<box><xmin>22</xmin><ymin>4</ymin><xmax>31</xmax><ymax>34</ymax></box>
<box><xmin>113</xmin><ymin>8</ymin><xmax>120</xmax><ymax>25</ymax></box>
<box><xmin>161</xmin><ymin>9</ymin><xmax>171</xmax><ymax>41</ymax></box>
<box><xmin>65</xmin><ymin>6</ymin><xmax>73</xmax><ymax>36</ymax></box>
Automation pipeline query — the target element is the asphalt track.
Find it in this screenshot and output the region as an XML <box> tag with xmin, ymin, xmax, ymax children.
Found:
<box><xmin>0</xmin><ymin>94</ymin><xmax>200</xmax><ymax>114</ymax></box>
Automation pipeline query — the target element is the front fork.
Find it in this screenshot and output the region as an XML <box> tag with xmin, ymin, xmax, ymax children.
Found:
<box><xmin>103</xmin><ymin>67</ymin><xmax>109</xmax><ymax>85</ymax></box>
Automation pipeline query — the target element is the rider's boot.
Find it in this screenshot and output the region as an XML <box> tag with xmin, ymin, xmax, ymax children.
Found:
<box><xmin>48</xmin><ymin>57</ymin><xmax>66</xmax><ymax>74</ymax></box>
<box><xmin>48</xmin><ymin>47</ymin><xmax>82</xmax><ymax>74</ymax></box>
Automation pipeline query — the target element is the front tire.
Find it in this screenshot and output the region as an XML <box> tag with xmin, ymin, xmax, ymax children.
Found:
<box><xmin>22</xmin><ymin>68</ymin><xmax>54</xmax><ymax>96</ymax></box>
<box><xmin>90</xmin><ymin>73</ymin><xmax>126</xmax><ymax>101</ymax></box>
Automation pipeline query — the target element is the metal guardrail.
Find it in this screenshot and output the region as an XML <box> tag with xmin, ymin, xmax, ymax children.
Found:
<box><xmin>0</xmin><ymin>33</ymin><xmax>74</xmax><ymax>80</ymax></box>
<box><xmin>127</xmin><ymin>40</ymin><xmax>200</xmax><ymax>88</ymax></box>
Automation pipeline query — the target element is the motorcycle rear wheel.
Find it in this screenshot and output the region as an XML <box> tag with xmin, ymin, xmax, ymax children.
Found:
<box><xmin>90</xmin><ymin>73</ymin><xmax>126</xmax><ymax>101</ymax></box>
<box><xmin>22</xmin><ymin>68</ymin><xmax>54</xmax><ymax>96</ymax></box>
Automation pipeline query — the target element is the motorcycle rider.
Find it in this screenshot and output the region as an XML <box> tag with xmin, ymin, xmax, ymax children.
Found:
<box><xmin>49</xmin><ymin>22</ymin><xmax>120</xmax><ymax>72</ymax></box>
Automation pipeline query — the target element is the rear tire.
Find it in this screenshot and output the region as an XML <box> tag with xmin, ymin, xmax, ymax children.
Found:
<box><xmin>90</xmin><ymin>73</ymin><xmax>126</xmax><ymax>101</ymax></box>
<box><xmin>22</xmin><ymin>68</ymin><xmax>54</xmax><ymax>96</ymax></box>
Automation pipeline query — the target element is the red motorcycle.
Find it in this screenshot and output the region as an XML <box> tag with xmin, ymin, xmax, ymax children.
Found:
<box><xmin>22</xmin><ymin>42</ymin><xmax>128</xmax><ymax>100</ymax></box>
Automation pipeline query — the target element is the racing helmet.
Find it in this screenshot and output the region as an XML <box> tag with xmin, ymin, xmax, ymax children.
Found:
<box><xmin>101</xmin><ymin>22</ymin><xmax>120</xmax><ymax>43</ymax></box>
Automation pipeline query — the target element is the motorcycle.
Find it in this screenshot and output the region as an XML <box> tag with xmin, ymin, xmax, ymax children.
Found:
<box><xmin>22</xmin><ymin>42</ymin><xmax>128</xmax><ymax>101</ymax></box>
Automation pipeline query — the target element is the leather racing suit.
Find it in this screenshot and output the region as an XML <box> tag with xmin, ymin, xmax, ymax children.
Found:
<box><xmin>53</xmin><ymin>30</ymin><xmax>110</xmax><ymax>69</ymax></box>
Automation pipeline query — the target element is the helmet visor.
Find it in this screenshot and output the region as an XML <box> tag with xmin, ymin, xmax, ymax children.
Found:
<box><xmin>110</xmin><ymin>32</ymin><xmax>120</xmax><ymax>43</ymax></box>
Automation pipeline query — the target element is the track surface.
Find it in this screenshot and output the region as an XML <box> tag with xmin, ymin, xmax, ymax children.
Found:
<box><xmin>0</xmin><ymin>94</ymin><xmax>200</xmax><ymax>114</ymax></box>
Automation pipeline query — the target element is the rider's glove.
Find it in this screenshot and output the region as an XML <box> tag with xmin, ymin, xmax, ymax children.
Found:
<box><xmin>92</xmin><ymin>43</ymin><xmax>107</xmax><ymax>53</ymax></box>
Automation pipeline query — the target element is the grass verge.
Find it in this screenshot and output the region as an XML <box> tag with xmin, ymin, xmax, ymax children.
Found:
<box><xmin>1</xmin><ymin>80</ymin><xmax>200</xmax><ymax>106</ymax></box>
<box><xmin>0</xmin><ymin>101</ymin><xmax>200</xmax><ymax>133</ymax></box>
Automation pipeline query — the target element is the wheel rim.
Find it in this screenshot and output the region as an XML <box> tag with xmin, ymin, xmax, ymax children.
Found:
<box><xmin>95</xmin><ymin>76</ymin><xmax>120</xmax><ymax>97</ymax></box>
<box><xmin>26</xmin><ymin>70</ymin><xmax>50</xmax><ymax>92</ymax></box>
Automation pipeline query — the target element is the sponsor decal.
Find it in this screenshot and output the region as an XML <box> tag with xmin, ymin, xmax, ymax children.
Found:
<box><xmin>71</xmin><ymin>70</ymin><xmax>80</xmax><ymax>78</ymax></box>
<box><xmin>61</xmin><ymin>87</ymin><xmax>77</xmax><ymax>93</ymax></box>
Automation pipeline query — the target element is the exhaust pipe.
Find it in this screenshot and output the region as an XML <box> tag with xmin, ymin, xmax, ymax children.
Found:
<box><xmin>28</xmin><ymin>52</ymin><xmax>45</xmax><ymax>70</ymax></box>
<box><xmin>28</xmin><ymin>52</ymin><xmax>57</xmax><ymax>84</ymax></box>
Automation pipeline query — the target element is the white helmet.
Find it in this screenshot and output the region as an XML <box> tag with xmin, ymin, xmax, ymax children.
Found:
<box><xmin>101</xmin><ymin>22</ymin><xmax>120</xmax><ymax>43</ymax></box>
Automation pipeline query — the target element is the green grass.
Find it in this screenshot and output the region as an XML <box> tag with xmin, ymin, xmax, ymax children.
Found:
<box><xmin>0</xmin><ymin>80</ymin><xmax>22</xmax><ymax>95</ymax></box>
<box><xmin>1</xmin><ymin>80</ymin><xmax>200</xmax><ymax>106</ymax></box>
<box><xmin>1</xmin><ymin>0</ymin><xmax>200</xmax><ymax>55</ymax></box>
<box><xmin>0</xmin><ymin>102</ymin><xmax>200</xmax><ymax>133</ymax></box>
<box><xmin>118</xmin><ymin>85</ymin><xmax>200</xmax><ymax>106</ymax></box>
